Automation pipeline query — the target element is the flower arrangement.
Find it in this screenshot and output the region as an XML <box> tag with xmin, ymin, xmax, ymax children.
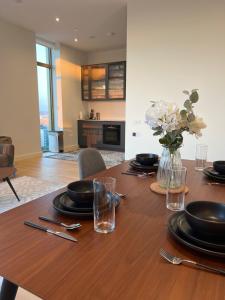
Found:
<box><xmin>145</xmin><ymin>89</ymin><xmax>206</xmax><ymax>154</ymax></box>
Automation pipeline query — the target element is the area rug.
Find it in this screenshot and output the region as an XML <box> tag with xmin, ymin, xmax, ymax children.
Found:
<box><xmin>0</xmin><ymin>176</ymin><xmax>65</xmax><ymax>213</ymax></box>
<box><xmin>44</xmin><ymin>150</ymin><xmax>125</xmax><ymax>167</ymax></box>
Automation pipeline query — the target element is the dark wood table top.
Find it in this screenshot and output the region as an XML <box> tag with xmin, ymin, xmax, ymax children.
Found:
<box><xmin>0</xmin><ymin>160</ymin><xmax>225</xmax><ymax>300</ymax></box>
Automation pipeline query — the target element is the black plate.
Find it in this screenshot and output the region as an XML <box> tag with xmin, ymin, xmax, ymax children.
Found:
<box><xmin>53</xmin><ymin>192</ymin><xmax>121</xmax><ymax>218</ymax></box>
<box><xmin>168</xmin><ymin>212</ymin><xmax>225</xmax><ymax>258</ymax></box>
<box><xmin>129</xmin><ymin>160</ymin><xmax>158</xmax><ymax>171</ymax></box>
<box><xmin>59</xmin><ymin>193</ymin><xmax>93</xmax><ymax>212</ymax></box>
<box><xmin>177</xmin><ymin>213</ymin><xmax>225</xmax><ymax>251</ymax></box>
<box><xmin>203</xmin><ymin>167</ymin><xmax>225</xmax><ymax>182</ymax></box>
<box><xmin>205</xmin><ymin>167</ymin><xmax>225</xmax><ymax>178</ymax></box>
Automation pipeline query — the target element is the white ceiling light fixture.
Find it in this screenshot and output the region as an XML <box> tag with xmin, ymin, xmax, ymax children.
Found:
<box><xmin>55</xmin><ymin>17</ymin><xmax>60</xmax><ymax>22</ymax></box>
<box><xmin>74</xmin><ymin>38</ymin><xmax>78</xmax><ymax>42</ymax></box>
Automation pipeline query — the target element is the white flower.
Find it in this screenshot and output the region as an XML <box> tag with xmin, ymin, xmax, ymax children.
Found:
<box><xmin>145</xmin><ymin>101</ymin><xmax>180</xmax><ymax>133</ymax></box>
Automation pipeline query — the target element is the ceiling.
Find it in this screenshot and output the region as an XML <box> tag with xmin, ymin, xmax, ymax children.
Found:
<box><xmin>0</xmin><ymin>0</ymin><xmax>127</xmax><ymax>52</ymax></box>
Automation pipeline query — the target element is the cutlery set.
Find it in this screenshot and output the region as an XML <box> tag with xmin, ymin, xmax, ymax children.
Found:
<box><xmin>24</xmin><ymin>216</ymin><xmax>81</xmax><ymax>242</ymax></box>
<box><xmin>24</xmin><ymin>220</ymin><xmax>78</xmax><ymax>242</ymax></box>
<box><xmin>122</xmin><ymin>171</ymin><xmax>155</xmax><ymax>177</ymax></box>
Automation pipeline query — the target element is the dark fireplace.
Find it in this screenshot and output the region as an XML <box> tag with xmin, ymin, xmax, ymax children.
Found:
<box><xmin>103</xmin><ymin>125</ymin><xmax>121</xmax><ymax>145</ymax></box>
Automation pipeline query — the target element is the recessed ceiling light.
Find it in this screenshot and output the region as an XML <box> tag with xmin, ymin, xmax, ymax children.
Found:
<box><xmin>74</xmin><ymin>38</ymin><xmax>78</xmax><ymax>42</ymax></box>
<box><xmin>106</xmin><ymin>32</ymin><xmax>116</xmax><ymax>37</ymax></box>
<box><xmin>55</xmin><ymin>17</ymin><xmax>60</xmax><ymax>22</ymax></box>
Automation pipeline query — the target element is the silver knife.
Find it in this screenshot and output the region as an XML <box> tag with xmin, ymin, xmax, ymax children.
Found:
<box><xmin>24</xmin><ymin>221</ymin><xmax>78</xmax><ymax>242</ymax></box>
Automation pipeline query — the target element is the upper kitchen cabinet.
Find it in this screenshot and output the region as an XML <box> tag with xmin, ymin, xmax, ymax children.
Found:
<box><xmin>108</xmin><ymin>62</ymin><xmax>125</xmax><ymax>99</ymax></box>
<box><xmin>91</xmin><ymin>64</ymin><xmax>107</xmax><ymax>100</ymax></box>
<box><xmin>81</xmin><ymin>66</ymin><xmax>91</xmax><ymax>100</ymax></box>
<box><xmin>81</xmin><ymin>61</ymin><xmax>126</xmax><ymax>101</ymax></box>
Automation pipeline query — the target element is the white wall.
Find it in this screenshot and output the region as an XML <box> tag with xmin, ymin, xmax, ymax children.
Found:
<box><xmin>86</xmin><ymin>48</ymin><xmax>126</xmax><ymax>121</ymax></box>
<box><xmin>126</xmin><ymin>0</ymin><xmax>225</xmax><ymax>161</ymax></box>
<box><xmin>87</xmin><ymin>48</ymin><xmax>126</xmax><ymax>65</ymax></box>
<box><xmin>60</xmin><ymin>44</ymin><xmax>88</xmax><ymax>150</ymax></box>
<box><xmin>0</xmin><ymin>18</ymin><xmax>40</xmax><ymax>159</ymax></box>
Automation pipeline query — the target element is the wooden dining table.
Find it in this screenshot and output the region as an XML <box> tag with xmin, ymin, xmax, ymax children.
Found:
<box><xmin>0</xmin><ymin>160</ymin><xmax>224</xmax><ymax>300</ymax></box>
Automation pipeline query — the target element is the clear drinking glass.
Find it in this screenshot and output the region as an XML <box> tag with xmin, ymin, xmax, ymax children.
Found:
<box><xmin>195</xmin><ymin>144</ymin><xmax>208</xmax><ymax>171</ymax></box>
<box><xmin>166</xmin><ymin>167</ymin><xmax>187</xmax><ymax>211</ymax></box>
<box><xmin>93</xmin><ymin>177</ymin><xmax>116</xmax><ymax>234</ymax></box>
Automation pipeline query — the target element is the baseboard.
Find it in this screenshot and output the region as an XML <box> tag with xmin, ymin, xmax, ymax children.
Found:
<box><xmin>15</xmin><ymin>151</ymin><xmax>42</xmax><ymax>162</ymax></box>
<box><xmin>63</xmin><ymin>144</ymin><xmax>79</xmax><ymax>152</ymax></box>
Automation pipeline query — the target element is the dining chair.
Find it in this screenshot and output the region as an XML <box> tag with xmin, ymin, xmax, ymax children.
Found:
<box><xmin>78</xmin><ymin>148</ymin><xmax>106</xmax><ymax>179</ymax></box>
<box><xmin>0</xmin><ymin>140</ymin><xmax>20</xmax><ymax>201</ymax></box>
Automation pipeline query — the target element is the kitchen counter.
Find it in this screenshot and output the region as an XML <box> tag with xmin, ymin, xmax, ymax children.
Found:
<box><xmin>78</xmin><ymin>119</ymin><xmax>125</xmax><ymax>122</ymax></box>
<box><xmin>78</xmin><ymin>120</ymin><xmax>125</xmax><ymax>151</ymax></box>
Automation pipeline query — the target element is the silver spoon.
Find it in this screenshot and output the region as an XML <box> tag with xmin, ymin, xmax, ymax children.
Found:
<box><xmin>39</xmin><ymin>216</ymin><xmax>81</xmax><ymax>230</ymax></box>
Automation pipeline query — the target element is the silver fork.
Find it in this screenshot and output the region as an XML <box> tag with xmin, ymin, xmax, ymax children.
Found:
<box><xmin>160</xmin><ymin>248</ymin><xmax>225</xmax><ymax>275</ymax></box>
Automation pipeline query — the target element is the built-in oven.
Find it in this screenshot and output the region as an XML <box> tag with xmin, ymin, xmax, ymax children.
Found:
<box><xmin>103</xmin><ymin>124</ymin><xmax>121</xmax><ymax>145</ymax></box>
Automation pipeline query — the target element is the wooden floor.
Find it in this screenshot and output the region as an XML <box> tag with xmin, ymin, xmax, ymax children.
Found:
<box><xmin>15</xmin><ymin>155</ymin><xmax>80</xmax><ymax>184</ymax></box>
<box><xmin>7</xmin><ymin>155</ymin><xmax>81</xmax><ymax>300</ymax></box>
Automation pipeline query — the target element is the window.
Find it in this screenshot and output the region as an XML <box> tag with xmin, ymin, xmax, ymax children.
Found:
<box><xmin>36</xmin><ymin>43</ymin><xmax>54</xmax><ymax>151</ymax></box>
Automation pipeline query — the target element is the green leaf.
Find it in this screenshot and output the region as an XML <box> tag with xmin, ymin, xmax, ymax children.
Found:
<box><xmin>184</xmin><ymin>100</ymin><xmax>192</xmax><ymax>110</ymax></box>
<box><xmin>183</xmin><ymin>90</ymin><xmax>189</xmax><ymax>95</ymax></box>
<box><xmin>190</xmin><ymin>91</ymin><xmax>199</xmax><ymax>103</ymax></box>
<box><xmin>159</xmin><ymin>136</ymin><xmax>168</xmax><ymax>145</ymax></box>
<box><xmin>153</xmin><ymin>131</ymin><xmax>162</xmax><ymax>136</ymax></box>
<box><xmin>152</xmin><ymin>126</ymin><xmax>162</xmax><ymax>131</ymax></box>
<box><xmin>180</xmin><ymin>109</ymin><xmax>187</xmax><ymax>119</ymax></box>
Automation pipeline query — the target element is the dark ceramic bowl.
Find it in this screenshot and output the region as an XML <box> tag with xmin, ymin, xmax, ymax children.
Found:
<box><xmin>213</xmin><ymin>161</ymin><xmax>225</xmax><ymax>175</ymax></box>
<box><xmin>67</xmin><ymin>180</ymin><xmax>94</xmax><ymax>206</ymax></box>
<box><xmin>136</xmin><ymin>153</ymin><xmax>158</xmax><ymax>166</ymax></box>
<box><xmin>185</xmin><ymin>201</ymin><xmax>225</xmax><ymax>238</ymax></box>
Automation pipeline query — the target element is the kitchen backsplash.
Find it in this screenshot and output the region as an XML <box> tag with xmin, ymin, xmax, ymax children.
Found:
<box><xmin>86</xmin><ymin>101</ymin><xmax>125</xmax><ymax>120</ymax></box>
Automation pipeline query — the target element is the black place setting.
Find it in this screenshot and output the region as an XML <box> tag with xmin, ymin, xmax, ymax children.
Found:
<box><xmin>128</xmin><ymin>153</ymin><xmax>159</xmax><ymax>173</ymax></box>
<box><xmin>53</xmin><ymin>180</ymin><xmax>121</xmax><ymax>218</ymax></box>
<box><xmin>203</xmin><ymin>160</ymin><xmax>225</xmax><ymax>182</ymax></box>
<box><xmin>168</xmin><ymin>200</ymin><xmax>225</xmax><ymax>257</ymax></box>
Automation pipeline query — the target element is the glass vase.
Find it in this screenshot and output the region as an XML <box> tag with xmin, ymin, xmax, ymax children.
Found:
<box><xmin>157</xmin><ymin>148</ymin><xmax>182</xmax><ymax>188</ymax></box>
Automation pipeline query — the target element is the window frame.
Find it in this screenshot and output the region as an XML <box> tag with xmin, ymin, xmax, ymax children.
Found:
<box><xmin>36</xmin><ymin>45</ymin><xmax>55</xmax><ymax>131</ymax></box>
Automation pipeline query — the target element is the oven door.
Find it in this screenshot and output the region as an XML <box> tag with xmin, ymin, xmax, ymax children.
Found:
<box><xmin>103</xmin><ymin>125</ymin><xmax>121</xmax><ymax>145</ymax></box>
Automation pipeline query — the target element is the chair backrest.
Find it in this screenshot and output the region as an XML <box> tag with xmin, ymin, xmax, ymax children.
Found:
<box><xmin>0</xmin><ymin>144</ymin><xmax>14</xmax><ymax>167</ymax></box>
<box><xmin>78</xmin><ymin>148</ymin><xmax>106</xmax><ymax>179</ymax></box>
<box><xmin>0</xmin><ymin>136</ymin><xmax>12</xmax><ymax>144</ymax></box>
